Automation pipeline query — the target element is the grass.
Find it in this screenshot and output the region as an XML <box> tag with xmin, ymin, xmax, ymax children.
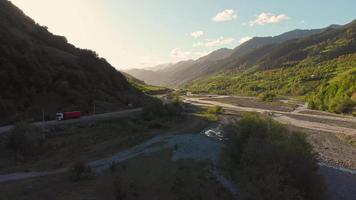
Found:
<box><xmin>0</xmin><ymin>113</ymin><xmax>209</xmax><ymax>174</ymax></box>
<box><xmin>337</xmin><ymin>134</ymin><xmax>356</xmax><ymax>148</ymax></box>
<box><xmin>194</xmin><ymin>106</ymin><xmax>223</xmax><ymax>122</ymax></box>
<box><xmin>0</xmin><ymin>150</ymin><xmax>232</xmax><ymax>200</ymax></box>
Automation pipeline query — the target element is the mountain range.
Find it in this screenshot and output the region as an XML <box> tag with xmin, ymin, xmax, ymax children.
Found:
<box><xmin>126</xmin><ymin>24</ymin><xmax>347</xmax><ymax>87</ymax></box>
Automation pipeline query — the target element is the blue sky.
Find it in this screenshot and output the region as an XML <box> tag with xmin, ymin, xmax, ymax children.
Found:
<box><xmin>10</xmin><ymin>0</ymin><xmax>356</xmax><ymax>69</ymax></box>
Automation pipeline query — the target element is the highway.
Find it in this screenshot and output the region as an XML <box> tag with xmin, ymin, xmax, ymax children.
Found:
<box><xmin>0</xmin><ymin>108</ymin><xmax>142</xmax><ymax>135</ymax></box>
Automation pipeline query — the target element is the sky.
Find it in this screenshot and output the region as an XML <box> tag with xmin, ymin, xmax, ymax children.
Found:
<box><xmin>10</xmin><ymin>0</ymin><xmax>356</xmax><ymax>69</ymax></box>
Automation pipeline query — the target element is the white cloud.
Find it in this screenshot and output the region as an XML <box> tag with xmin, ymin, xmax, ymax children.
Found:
<box><xmin>212</xmin><ymin>9</ymin><xmax>238</xmax><ymax>22</ymax></box>
<box><xmin>170</xmin><ymin>48</ymin><xmax>192</xmax><ymax>59</ymax></box>
<box><xmin>205</xmin><ymin>37</ymin><xmax>235</xmax><ymax>48</ymax></box>
<box><xmin>193</xmin><ymin>37</ymin><xmax>235</xmax><ymax>48</ymax></box>
<box><xmin>250</xmin><ymin>12</ymin><xmax>289</xmax><ymax>26</ymax></box>
<box><xmin>239</xmin><ymin>36</ymin><xmax>252</xmax><ymax>44</ymax></box>
<box><xmin>191</xmin><ymin>31</ymin><xmax>204</xmax><ymax>38</ymax></box>
<box><xmin>193</xmin><ymin>42</ymin><xmax>204</xmax><ymax>47</ymax></box>
<box><xmin>195</xmin><ymin>51</ymin><xmax>212</xmax><ymax>57</ymax></box>
<box><xmin>137</xmin><ymin>56</ymin><xmax>171</xmax><ymax>68</ymax></box>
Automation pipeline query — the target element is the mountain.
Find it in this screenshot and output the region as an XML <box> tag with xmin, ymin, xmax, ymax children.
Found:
<box><xmin>126</xmin><ymin>48</ymin><xmax>233</xmax><ymax>87</ymax></box>
<box><xmin>146</xmin><ymin>63</ymin><xmax>174</xmax><ymax>71</ymax></box>
<box><xmin>230</xmin><ymin>27</ymin><xmax>333</xmax><ymax>59</ymax></box>
<box><xmin>226</xmin><ymin>21</ymin><xmax>354</xmax><ymax>71</ymax></box>
<box><xmin>197</xmin><ymin>48</ymin><xmax>233</xmax><ymax>62</ymax></box>
<box><xmin>186</xmin><ymin>20</ymin><xmax>356</xmax><ymax>113</ymax></box>
<box><xmin>121</xmin><ymin>71</ymin><xmax>172</xmax><ymax>95</ymax></box>
<box><xmin>126</xmin><ymin>26</ymin><xmax>337</xmax><ymax>87</ymax></box>
<box><xmin>0</xmin><ymin>0</ymin><xmax>150</xmax><ymax>124</ymax></box>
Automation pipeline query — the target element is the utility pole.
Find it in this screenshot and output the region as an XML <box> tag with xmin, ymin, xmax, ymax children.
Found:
<box><xmin>42</xmin><ymin>109</ymin><xmax>45</xmax><ymax>131</ymax></box>
<box><xmin>93</xmin><ymin>102</ymin><xmax>96</xmax><ymax>115</ymax></box>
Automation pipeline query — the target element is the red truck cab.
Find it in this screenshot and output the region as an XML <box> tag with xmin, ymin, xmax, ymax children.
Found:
<box><xmin>56</xmin><ymin>111</ymin><xmax>81</xmax><ymax>121</ymax></box>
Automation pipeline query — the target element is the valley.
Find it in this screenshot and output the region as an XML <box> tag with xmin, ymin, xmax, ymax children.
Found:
<box><xmin>0</xmin><ymin>0</ymin><xmax>355</xmax><ymax>199</ymax></box>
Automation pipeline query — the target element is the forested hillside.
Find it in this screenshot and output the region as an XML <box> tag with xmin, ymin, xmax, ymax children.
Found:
<box><xmin>186</xmin><ymin>20</ymin><xmax>356</xmax><ymax>113</ymax></box>
<box><xmin>307</xmin><ymin>67</ymin><xmax>356</xmax><ymax>114</ymax></box>
<box><xmin>187</xmin><ymin>54</ymin><xmax>356</xmax><ymax>96</ymax></box>
<box><xmin>0</xmin><ymin>0</ymin><xmax>149</xmax><ymax>124</ymax></box>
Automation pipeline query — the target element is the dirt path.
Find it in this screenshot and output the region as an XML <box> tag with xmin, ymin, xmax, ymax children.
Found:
<box><xmin>184</xmin><ymin>96</ymin><xmax>356</xmax><ymax>136</ymax></box>
<box><xmin>0</xmin><ymin>131</ymin><xmax>239</xmax><ymax>198</ymax></box>
<box><xmin>274</xmin><ymin>115</ymin><xmax>356</xmax><ymax>136</ymax></box>
<box><xmin>0</xmin><ymin>133</ymin><xmax>226</xmax><ymax>181</ymax></box>
<box><xmin>1</xmin><ymin>126</ymin><xmax>355</xmax><ymax>200</ymax></box>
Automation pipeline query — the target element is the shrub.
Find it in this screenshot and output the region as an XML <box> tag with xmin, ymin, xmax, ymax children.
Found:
<box><xmin>224</xmin><ymin>113</ymin><xmax>325</xmax><ymax>200</ymax></box>
<box><xmin>141</xmin><ymin>100</ymin><xmax>183</xmax><ymax>120</ymax></box>
<box><xmin>8</xmin><ymin>122</ymin><xmax>44</xmax><ymax>158</ymax></box>
<box><xmin>259</xmin><ymin>92</ymin><xmax>276</xmax><ymax>102</ymax></box>
<box><xmin>114</xmin><ymin>178</ymin><xmax>127</xmax><ymax>200</ymax></box>
<box><xmin>207</xmin><ymin>106</ymin><xmax>223</xmax><ymax>114</ymax></box>
<box><xmin>68</xmin><ymin>161</ymin><xmax>95</xmax><ymax>181</ymax></box>
<box><xmin>331</xmin><ymin>98</ymin><xmax>354</xmax><ymax>113</ymax></box>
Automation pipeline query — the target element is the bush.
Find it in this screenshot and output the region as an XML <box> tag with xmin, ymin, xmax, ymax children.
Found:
<box><xmin>259</xmin><ymin>92</ymin><xmax>276</xmax><ymax>102</ymax></box>
<box><xmin>224</xmin><ymin>113</ymin><xmax>325</xmax><ymax>200</ymax></box>
<box><xmin>207</xmin><ymin>106</ymin><xmax>223</xmax><ymax>114</ymax></box>
<box><xmin>332</xmin><ymin>98</ymin><xmax>354</xmax><ymax>113</ymax></box>
<box><xmin>141</xmin><ymin>100</ymin><xmax>183</xmax><ymax>120</ymax></box>
<box><xmin>114</xmin><ymin>178</ymin><xmax>127</xmax><ymax>200</ymax></box>
<box><xmin>8</xmin><ymin>122</ymin><xmax>44</xmax><ymax>158</ymax></box>
<box><xmin>68</xmin><ymin>161</ymin><xmax>95</xmax><ymax>181</ymax></box>
<box><xmin>307</xmin><ymin>68</ymin><xmax>356</xmax><ymax>114</ymax></box>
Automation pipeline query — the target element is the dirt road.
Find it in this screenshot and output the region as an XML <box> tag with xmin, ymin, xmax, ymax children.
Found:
<box><xmin>184</xmin><ymin>96</ymin><xmax>356</xmax><ymax>136</ymax></box>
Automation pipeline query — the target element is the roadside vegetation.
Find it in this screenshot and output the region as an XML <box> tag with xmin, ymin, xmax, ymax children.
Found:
<box><xmin>0</xmin><ymin>151</ymin><xmax>232</xmax><ymax>200</ymax></box>
<box><xmin>0</xmin><ymin>98</ymin><xmax>209</xmax><ymax>174</ymax></box>
<box><xmin>259</xmin><ymin>92</ymin><xmax>276</xmax><ymax>102</ymax></box>
<box><xmin>195</xmin><ymin>106</ymin><xmax>223</xmax><ymax>121</ymax></box>
<box><xmin>67</xmin><ymin>161</ymin><xmax>95</xmax><ymax>182</ymax></box>
<box><xmin>186</xmin><ymin>54</ymin><xmax>356</xmax><ymax>114</ymax></box>
<box><xmin>7</xmin><ymin>122</ymin><xmax>46</xmax><ymax>159</ymax></box>
<box><xmin>336</xmin><ymin>134</ymin><xmax>356</xmax><ymax>148</ymax></box>
<box><xmin>223</xmin><ymin>113</ymin><xmax>326</xmax><ymax>200</ymax></box>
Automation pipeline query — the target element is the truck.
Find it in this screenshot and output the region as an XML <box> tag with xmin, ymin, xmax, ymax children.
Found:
<box><xmin>56</xmin><ymin>111</ymin><xmax>81</xmax><ymax>121</ymax></box>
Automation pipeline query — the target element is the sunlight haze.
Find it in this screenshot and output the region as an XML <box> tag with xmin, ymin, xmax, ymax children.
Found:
<box><xmin>10</xmin><ymin>0</ymin><xmax>356</xmax><ymax>69</ymax></box>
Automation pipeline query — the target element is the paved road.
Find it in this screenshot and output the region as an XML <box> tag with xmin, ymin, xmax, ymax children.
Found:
<box><xmin>0</xmin><ymin>108</ymin><xmax>142</xmax><ymax>135</ymax></box>
<box><xmin>184</xmin><ymin>96</ymin><xmax>356</xmax><ymax>136</ymax></box>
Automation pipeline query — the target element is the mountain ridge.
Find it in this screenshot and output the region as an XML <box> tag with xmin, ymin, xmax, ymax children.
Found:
<box><xmin>126</xmin><ymin>24</ymin><xmax>343</xmax><ymax>87</ymax></box>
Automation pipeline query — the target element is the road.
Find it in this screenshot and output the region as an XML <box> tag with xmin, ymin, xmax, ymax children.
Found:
<box><xmin>1</xmin><ymin>127</ymin><xmax>355</xmax><ymax>200</ymax></box>
<box><xmin>184</xmin><ymin>96</ymin><xmax>356</xmax><ymax>136</ymax></box>
<box><xmin>0</xmin><ymin>108</ymin><xmax>142</xmax><ymax>135</ymax></box>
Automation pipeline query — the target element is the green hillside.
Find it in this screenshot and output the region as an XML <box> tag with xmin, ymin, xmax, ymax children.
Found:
<box><xmin>185</xmin><ymin>20</ymin><xmax>356</xmax><ymax>114</ymax></box>
<box><xmin>186</xmin><ymin>54</ymin><xmax>356</xmax><ymax>113</ymax></box>
<box><xmin>122</xmin><ymin>72</ymin><xmax>172</xmax><ymax>95</ymax></box>
<box><xmin>0</xmin><ymin>0</ymin><xmax>150</xmax><ymax>124</ymax></box>
<box><xmin>307</xmin><ymin>68</ymin><xmax>356</xmax><ymax>114</ymax></box>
